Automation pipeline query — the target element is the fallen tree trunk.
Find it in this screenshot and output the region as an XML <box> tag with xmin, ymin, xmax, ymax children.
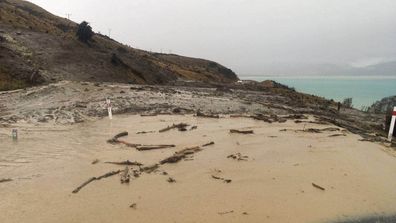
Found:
<box><xmin>107</xmin><ymin>131</ymin><xmax>132</xmax><ymax>145</ymax></box>
<box><xmin>0</xmin><ymin>178</ymin><xmax>12</xmax><ymax>183</ymax></box>
<box><xmin>211</xmin><ymin>175</ymin><xmax>232</xmax><ymax>183</ymax></box>
<box><xmin>140</xmin><ymin>164</ymin><xmax>159</xmax><ymax>173</ymax></box>
<box><xmin>105</xmin><ymin>160</ymin><xmax>143</xmax><ymax>166</ymax></box>
<box><xmin>113</xmin><ymin>131</ymin><xmax>128</xmax><ymax>139</ymax></box>
<box><xmin>136</xmin><ymin>145</ymin><xmax>176</xmax><ymax>151</ymax></box>
<box><xmin>230</xmin><ymin>129</ymin><xmax>254</xmax><ymax>134</ymax></box>
<box><xmin>202</xmin><ymin>141</ymin><xmax>215</xmax><ymax>147</ymax></box>
<box><xmin>159</xmin><ymin>123</ymin><xmax>189</xmax><ymax>133</ymax></box>
<box><xmin>312</xmin><ymin>183</ymin><xmax>325</xmax><ymax>191</ymax></box>
<box><xmin>160</xmin><ymin>146</ymin><xmax>202</xmax><ymax>164</ymax></box>
<box><xmin>72</xmin><ymin>170</ymin><xmax>121</xmax><ymax>194</ymax></box>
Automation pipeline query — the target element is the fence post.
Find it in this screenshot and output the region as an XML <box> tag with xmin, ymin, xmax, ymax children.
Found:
<box><xmin>106</xmin><ymin>98</ymin><xmax>113</xmax><ymax>120</ymax></box>
<box><xmin>388</xmin><ymin>107</ymin><xmax>396</xmax><ymax>142</ymax></box>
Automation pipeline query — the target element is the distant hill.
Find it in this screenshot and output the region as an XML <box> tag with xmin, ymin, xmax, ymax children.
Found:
<box><xmin>359</xmin><ymin>61</ymin><xmax>396</xmax><ymax>76</ymax></box>
<box><xmin>0</xmin><ymin>0</ymin><xmax>238</xmax><ymax>91</ymax></box>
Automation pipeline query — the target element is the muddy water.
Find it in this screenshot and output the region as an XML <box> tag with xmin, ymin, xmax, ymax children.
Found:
<box><xmin>1</xmin><ymin>115</ymin><xmax>396</xmax><ymax>223</ymax></box>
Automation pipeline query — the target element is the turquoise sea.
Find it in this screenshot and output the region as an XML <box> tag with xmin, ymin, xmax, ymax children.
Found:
<box><xmin>242</xmin><ymin>76</ymin><xmax>396</xmax><ymax>109</ymax></box>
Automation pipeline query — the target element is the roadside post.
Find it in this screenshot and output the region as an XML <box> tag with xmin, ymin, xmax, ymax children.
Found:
<box><xmin>388</xmin><ymin>107</ymin><xmax>396</xmax><ymax>142</ymax></box>
<box><xmin>12</xmin><ymin>129</ymin><xmax>18</xmax><ymax>140</ymax></box>
<box><xmin>106</xmin><ymin>98</ymin><xmax>113</xmax><ymax>120</ymax></box>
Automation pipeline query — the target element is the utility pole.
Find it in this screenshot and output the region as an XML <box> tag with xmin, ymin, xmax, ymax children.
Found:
<box><xmin>108</xmin><ymin>29</ymin><xmax>112</xmax><ymax>38</ymax></box>
<box><xmin>65</xmin><ymin>13</ymin><xmax>72</xmax><ymax>20</ymax></box>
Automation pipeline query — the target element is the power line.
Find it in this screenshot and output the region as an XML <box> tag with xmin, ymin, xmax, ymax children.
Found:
<box><xmin>65</xmin><ymin>13</ymin><xmax>72</xmax><ymax>20</ymax></box>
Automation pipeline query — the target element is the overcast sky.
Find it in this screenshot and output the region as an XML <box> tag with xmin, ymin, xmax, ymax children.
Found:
<box><xmin>28</xmin><ymin>0</ymin><xmax>396</xmax><ymax>76</ymax></box>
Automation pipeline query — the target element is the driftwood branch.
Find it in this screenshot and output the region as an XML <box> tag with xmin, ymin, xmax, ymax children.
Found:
<box><xmin>105</xmin><ymin>160</ymin><xmax>143</xmax><ymax>166</ymax></box>
<box><xmin>230</xmin><ymin>129</ymin><xmax>254</xmax><ymax>134</ymax></box>
<box><xmin>136</xmin><ymin>145</ymin><xmax>176</xmax><ymax>151</ymax></box>
<box><xmin>212</xmin><ymin>175</ymin><xmax>232</xmax><ymax>183</ymax></box>
<box><xmin>160</xmin><ymin>146</ymin><xmax>202</xmax><ymax>164</ymax></box>
<box><xmin>113</xmin><ymin>131</ymin><xmax>128</xmax><ymax>139</ymax></box>
<box><xmin>159</xmin><ymin>123</ymin><xmax>190</xmax><ymax>133</ymax></box>
<box><xmin>72</xmin><ymin>170</ymin><xmax>121</xmax><ymax>194</ymax></box>
<box><xmin>140</xmin><ymin>164</ymin><xmax>159</xmax><ymax>173</ymax></box>
<box><xmin>312</xmin><ymin>183</ymin><xmax>325</xmax><ymax>191</ymax></box>
<box><xmin>202</xmin><ymin>141</ymin><xmax>215</xmax><ymax>147</ymax></box>
<box><xmin>0</xmin><ymin>178</ymin><xmax>12</xmax><ymax>183</ymax></box>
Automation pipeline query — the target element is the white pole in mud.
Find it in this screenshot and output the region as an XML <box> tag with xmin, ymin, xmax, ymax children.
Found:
<box><xmin>12</xmin><ymin>129</ymin><xmax>18</xmax><ymax>140</ymax></box>
<box><xmin>388</xmin><ymin>107</ymin><xmax>396</xmax><ymax>142</ymax></box>
<box><xmin>106</xmin><ymin>98</ymin><xmax>113</xmax><ymax>120</ymax></box>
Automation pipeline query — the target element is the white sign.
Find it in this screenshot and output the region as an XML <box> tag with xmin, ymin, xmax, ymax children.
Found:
<box><xmin>106</xmin><ymin>98</ymin><xmax>113</xmax><ymax>120</ymax></box>
<box><xmin>388</xmin><ymin>106</ymin><xmax>396</xmax><ymax>142</ymax></box>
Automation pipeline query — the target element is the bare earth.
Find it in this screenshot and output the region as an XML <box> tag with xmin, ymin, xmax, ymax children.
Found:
<box><xmin>1</xmin><ymin>114</ymin><xmax>396</xmax><ymax>223</ymax></box>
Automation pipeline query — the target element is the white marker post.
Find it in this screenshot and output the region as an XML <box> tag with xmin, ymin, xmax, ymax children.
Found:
<box><xmin>388</xmin><ymin>107</ymin><xmax>396</xmax><ymax>142</ymax></box>
<box><xmin>12</xmin><ymin>129</ymin><xmax>18</xmax><ymax>140</ymax></box>
<box><xmin>106</xmin><ymin>98</ymin><xmax>113</xmax><ymax>120</ymax></box>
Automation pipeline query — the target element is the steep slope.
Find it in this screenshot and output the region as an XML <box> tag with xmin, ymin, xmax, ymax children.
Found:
<box><xmin>0</xmin><ymin>0</ymin><xmax>238</xmax><ymax>91</ymax></box>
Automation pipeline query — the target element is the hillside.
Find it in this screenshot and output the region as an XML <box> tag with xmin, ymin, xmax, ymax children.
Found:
<box><xmin>0</xmin><ymin>0</ymin><xmax>238</xmax><ymax>91</ymax></box>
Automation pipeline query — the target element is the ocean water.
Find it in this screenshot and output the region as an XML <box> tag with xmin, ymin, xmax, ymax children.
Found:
<box><xmin>242</xmin><ymin>76</ymin><xmax>396</xmax><ymax>109</ymax></box>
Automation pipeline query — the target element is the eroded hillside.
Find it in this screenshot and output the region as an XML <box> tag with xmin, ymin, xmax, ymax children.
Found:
<box><xmin>0</xmin><ymin>0</ymin><xmax>238</xmax><ymax>91</ymax></box>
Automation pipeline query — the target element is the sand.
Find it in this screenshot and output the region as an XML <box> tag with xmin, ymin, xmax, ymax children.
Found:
<box><xmin>1</xmin><ymin>115</ymin><xmax>396</xmax><ymax>223</ymax></box>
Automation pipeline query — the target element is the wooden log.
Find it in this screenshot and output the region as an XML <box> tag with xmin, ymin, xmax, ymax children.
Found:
<box><xmin>312</xmin><ymin>183</ymin><xmax>325</xmax><ymax>191</ymax></box>
<box><xmin>0</xmin><ymin>178</ymin><xmax>12</xmax><ymax>183</ymax></box>
<box><xmin>113</xmin><ymin>131</ymin><xmax>128</xmax><ymax>139</ymax></box>
<box><xmin>174</xmin><ymin>146</ymin><xmax>201</xmax><ymax>155</ymax></box>
<box><xmin>140</xmin><ymin>164</ymin><xmax>159</xmax><ymax>173</ymax></box>
<box><xmin>136</xmin><ymin>131</ymin><xmax>155</xmax><ymax>134</ymax></box>
<box><xmin>160</xmin><ymin>146</ymin><xmax>201</xmax><ymax>164</ymax></box>
<box><xmin>107</xmin><ymin>132</ymin><xmax>129</xmax><ymax>144</ymax></box>
<box><xmin>72</xmin><ymin>170</ymin><xmax>121</xmax><ymax>194</ymax></box>
<box><xmin>136</xmin><ymin>145</ymin><xmax>176</xmax><ymax>151</ymax></box>
<box><xmin>328</xmin><ymin>134</ymin><xmax>346</xmax><ymax>137</ymax></box>
<box><xmin>202</xmin><ymin>141</ymin><xmax>215</xmax><ymax>147</ymax></box>
<box><xmin>212</xmin><ymin>175</ymin><xmax>232</xmax><ymax>183</ymax></box>
<box><xmin>72</xmin><ymin>177</ymin><xmax>96</xmax><ymax>194</ymax></box>
<box><xmin>159</xmin><ymin>123</ymin><xmax>190</xmax><ymax>133</ymax></box>
<box><xmin>160</xmin><ymin>154</ymin><xmax>185</xmax><ymax>164</ymax></box>
<box><xmin>230</xmin><ymin>129</ymin><xmax>254</xmax><ymax>134</ymax></box>
<box><xmin>105</xmin><ymin>160</ymin><xmax>143</xmax><ymax>166</ymax></box>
